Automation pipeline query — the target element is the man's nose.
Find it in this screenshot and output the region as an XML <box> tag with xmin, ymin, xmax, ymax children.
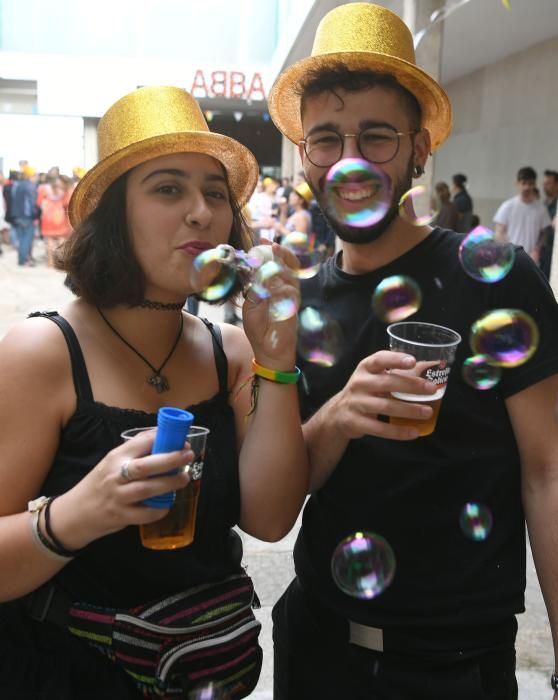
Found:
<box><xmin>341</xmin><ymin>134</ymin><xmax>361</xmax><ymax>160</ymax></box>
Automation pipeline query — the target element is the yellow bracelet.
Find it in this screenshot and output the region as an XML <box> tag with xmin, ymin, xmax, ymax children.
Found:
<box><xmin>251</xmin><ymin>359</ymin><xmax>301</xmax><ymax>384</ymax></box>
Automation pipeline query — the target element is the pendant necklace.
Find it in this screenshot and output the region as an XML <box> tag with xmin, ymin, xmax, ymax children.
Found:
<box><xmin>96</xmin><ymin>307</ymin><xmax>184</xmax><ymax>393</ymax></box>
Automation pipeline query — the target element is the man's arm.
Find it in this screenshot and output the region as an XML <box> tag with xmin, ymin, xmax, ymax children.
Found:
<box><xmin>506</xmin><ymin>375</ymin><xmax>558</xmax><ymax>698</ymax></box>
<box><xmin>494</xmin><ymin>222</ymin><xmax>508</xmax><ymax>242</ymax></box>
<box><xmin>303</xmin><ymin>351</ymin><xmax>437</xmax><ymax>492</ymax></box>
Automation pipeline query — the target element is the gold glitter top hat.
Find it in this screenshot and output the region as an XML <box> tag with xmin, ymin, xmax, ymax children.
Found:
<box><xmin>294</xmin><ymin>181</ymin><xmax>313</xmax><ymax>203</ymax></box>
<box><xmin>268</xmin><ymin>3</ymin><xmax>452</xmax><ymax>151</ymax></box>
<box><xmin>69</xmin><ymin>86</ymin><xmax>259</xmax><ymax>227</ymax></box>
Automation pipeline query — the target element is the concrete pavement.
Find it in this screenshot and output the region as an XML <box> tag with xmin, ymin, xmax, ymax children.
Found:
<box><xmin>0</xmin><ymin>239</ymin><xmax>552</xmax><ymax>699</ymax></box>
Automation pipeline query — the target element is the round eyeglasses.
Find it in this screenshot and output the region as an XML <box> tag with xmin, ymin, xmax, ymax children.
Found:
<box><xmin>300</xmin><ymin>127</ymin><xmax>418</xmax><ymax>169</ymax></box>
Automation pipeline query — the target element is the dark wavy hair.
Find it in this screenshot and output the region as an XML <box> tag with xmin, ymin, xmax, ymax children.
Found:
<box><xmin>298</xmin><ymin>65</ymin><xmax>422</xmax><ymax>132</ymax></box>
<box><xmin>56</xmin><ymin>169</ymin><xmax>253</xmax><ymax>308</ymax></box>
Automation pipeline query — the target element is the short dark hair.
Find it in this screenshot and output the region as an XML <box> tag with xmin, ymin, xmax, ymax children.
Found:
<box><xmin>452</xmin><ymin>173</ymin><xmax>467</xmax><ymax>188</ymax></box>
<box><xmin>56</xmin><ymin>170</ymin><xmax>253</xmax><ymax>308</ymax></box>
<box><xmin>517</xmin><ymin>166</ymin><xmax>537</xmax><ymax>182</ymax></box>
<box><xmin>298</xmin><ymin>65</ymin><xmax>422</xmax><ymax>132</ymax></box>
<box><xmin>544</xmin><ymin>169</ymin><xmax>558</xmax><ymax>182</ymax></box>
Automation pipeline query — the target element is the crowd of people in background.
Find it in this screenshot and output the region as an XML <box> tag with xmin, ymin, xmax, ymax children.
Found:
<box><xmin>0</xmin><ymin>161</ymin><xmax>85</xmax><ymax>267</ymax></box>
<box><xmin>248</xmin><ymin>171</ymin><xmax>337</xmax><ymax>257</ymax></box>
<box><xmin>2</xmin><ymin>161</ymin><xmax>557</xmax><ymax>281</ymax></box>
<box><xmin>432</xmin><ymin>168</ymin><xmax>556</xmax><ymax>279</ymax></box>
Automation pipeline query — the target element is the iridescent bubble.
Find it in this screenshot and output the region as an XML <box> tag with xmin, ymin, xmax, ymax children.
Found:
<box><xmin>298</xmin><ymin>306</ymin><xmax>343</xmax><ymax>367</ymax></box>
<box><xmin>461</xmin><ymin>355</ymin><xmax>502</xmax><ymax>390</ymax></box>
<box><xmin>459</xmin><ymin>502</ymin><xmax>493</xmax><ymax>541</ymax></box>
<box><xmin>251</xmin><ymin>260</ymin><xmax>297</xmax><ymax>322</ymax></box>
<box><xmin>331</xmin><ymin>531</ymin><xmax>396</xmax><ymax>600</ymax></box>
<box><xmin>325</xmin><ymin>158</ymin><xmax>391</xmax><ymax>228</ymax></box>
<box><xmin>191</xmin><ymin>245</ymin><xmax>236</xmax><ymax>301</ymax></box>
<box><xmin>282</xmin><ymin>231</ymin><xmax>323</xmax><ymax>279</ymax></box>
<box><xmin>458</xmin><ymin>226</ymin><xmax>515</xmax><ymax>283</ymax></box>
<box><xmin>470</xmin><ymin>309</ymin><xmax>539</xmax><ymax>368</ymax></box>
<box><xmin>241</xmin><ymin>245</ymin><xmax>274</xmax><ymax>270</ymax></box>
<box><xmin>250</xmin><ymin>260</ymin><xmax>283</xmax><ymax>300</ymax></box>
<box><xmin>372</xmin><ymin>275</ymin><xmax>422</xmax><ymax>322</ymax></box>
<box><xmin>398</xmin><ymin>185</ymin><xmax>438</xmax><ymax>226</ymax></box>
<box><xmin>269</xmin><ymin>295</ymin><xmax>298</xmax><ymax>322</ymax></box>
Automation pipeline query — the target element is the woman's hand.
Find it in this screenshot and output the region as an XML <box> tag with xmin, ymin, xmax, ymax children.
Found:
<box><xmin>241</xmin><ymin>242</ymin><xmax>300</xmax><ymax>370</ymax></box>
<box><xmin>50</xmin><ymin>430</ymin><xmax>194</xmax><ymax>549</ymax></box>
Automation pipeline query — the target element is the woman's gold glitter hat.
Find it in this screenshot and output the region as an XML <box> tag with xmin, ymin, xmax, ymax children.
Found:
<box><xmin>69</xmin><ymin>86</ymin><xmax>259</xmax><ymax>227</ymax></box>
<box><xmin>294</xmin><ymin>181</ymin><xmax>313</xmax><ymax>203</ymax></box>
<box><xmin>268</xmin><ymin>3</ymin><xmax>452</xmax><ymax>151</ymax></box>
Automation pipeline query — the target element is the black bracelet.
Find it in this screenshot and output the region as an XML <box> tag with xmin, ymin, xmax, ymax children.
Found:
<box><xmin>44</xmin><ymin>495</ymin><xmax>82</xmax><ymax>558</ymax></box>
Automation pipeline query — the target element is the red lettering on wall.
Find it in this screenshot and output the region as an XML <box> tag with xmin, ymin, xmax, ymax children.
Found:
<box><xmin>190</xmin><ymin>70</ymin><xmax>266</xmax><ymax>100</ymax></box>
<box><xmin>191</xmin><ymin>70</ymin><xmax>209</xmax><ymax>98</ymax></box>
<box><xmin>246</xmin><ymin>72</ymin><xmax>266</xmax><ymax>101</ymax></box>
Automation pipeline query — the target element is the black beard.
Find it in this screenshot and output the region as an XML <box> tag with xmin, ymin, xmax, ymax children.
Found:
<box><xmin>315</xmin><ymin>158</ymin><xmax>414</xmax><ymax>245</ymax></box>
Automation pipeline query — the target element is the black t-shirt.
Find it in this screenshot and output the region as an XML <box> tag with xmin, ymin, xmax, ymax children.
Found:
<box><xmin>295</xmin><ymin>228</ymin><xmax>558</xmax><ymax>628</ymax></box>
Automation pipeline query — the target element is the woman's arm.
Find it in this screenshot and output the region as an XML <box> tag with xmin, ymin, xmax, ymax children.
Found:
<box><xmin>223</xmin><ymin>245</ymin><xmax>309</xmax><ymax>541</ymax></box>
<box><xmin>0</xmin><ymin>318</ymin><xmax>193</xmax><ymax>601</ymax></box>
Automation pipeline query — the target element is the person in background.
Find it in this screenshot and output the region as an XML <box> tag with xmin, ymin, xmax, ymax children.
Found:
<box><xmin>494</xmin><ymin>166</ymin><xmax>552</xmax><ymax>265</ymax></box>
<box><xmin>9</xmin><ymin>164</ymin><xmax>39</xmax><ymax>266</ymax></box>
<box><xmin>274</xmin><ymin>181</ymin><xmax>313</xmax><ymax>242</ymax></box>
<box><xmin>540</xmin><ymin>169</ymin><xmax>558</xmax><ymax>278</ymax></box>
<box><xmin>451</xmin><ymin>173</ymin><xmax>474</xmax><ymax>233</ymax></box>
<box><xmin>432</xmin><ymin>181</ymin><xmax>458</xmax><ymax>230</ymax></box>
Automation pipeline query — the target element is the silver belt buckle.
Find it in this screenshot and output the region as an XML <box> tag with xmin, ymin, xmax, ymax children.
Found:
<box><xmin>349</xmin><ymin>620</ymin><xmax>384</xmax><ymax>652</ymax></box>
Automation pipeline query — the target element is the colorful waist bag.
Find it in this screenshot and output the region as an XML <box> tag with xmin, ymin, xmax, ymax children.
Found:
<box><xmin>57</xmin><ymin>573</ymin><xmax>261</xmax><ymax>698</ymax></box>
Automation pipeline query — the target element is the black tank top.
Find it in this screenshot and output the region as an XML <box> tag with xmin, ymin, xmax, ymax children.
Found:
<box><xmin>32</xmin><ymin>312</ymin><xmax>242</xmax><ymax>608</ymax></box>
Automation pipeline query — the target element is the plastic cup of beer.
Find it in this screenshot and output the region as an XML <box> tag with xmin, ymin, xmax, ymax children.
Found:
<box><xmin>120</xmin><ymin>425</ymin><xmax>210</xmax><ymax>550</ymax></box>
<box><xmin>386</xmin><ymin>322</ymin><xmax>461</xmax><ymax>437</ymax></box>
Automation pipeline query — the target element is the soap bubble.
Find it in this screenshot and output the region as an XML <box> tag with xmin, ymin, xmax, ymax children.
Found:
<box><xmin>461</xmin><ymin>355</ymin><xmax>502</xmax><ymax>390</ymax></box>
<box><xmin>372</xmin><ymin>275</ymin><xmax>422</xmax><ymax>322</ymax></box>
<box><xmin>250</xmin><ymin>260</ymin><xmax>297</xmax><ymax>322</ymax></box>
<box><xmin>324</xmin><ymin>158</ymin><xmax>391</xmax><ymax>228</ymax></box>
<box><xmin>458</xmin><ymin>226</ymin><xmax>515</xmax><ymax>283</ymax></box>
<box><xmin>298</xmin><ymin>307</ymin><xmax>343</xmax><ymax>367</ymax></box>
<box><xmin>459</xmin><ymin>502</ymin><xmax>493</xmax><ymax>541</ymax></box>
<box><xmin>331</xmin><ymin>531</ymin><xmax>396</xmax><ymax>599</ymax></box>
<box><xmin>398</xmin><ymin>185</ymin><xmax>438</xmax><ymax>226</ymax></box>
<box><xmin>191</xmin><ymin>245</ymin><xmax>236</xmax><ymax>301</ymax></box>
<box><xmin>282</xmin><ymin>231</ymin><xmax>323</xmax><ymax>279</ymax></box>
<box><xmin>470</xmin><ymin>309</ymin><xmax>539</xmax><ymax>368</ymax></box>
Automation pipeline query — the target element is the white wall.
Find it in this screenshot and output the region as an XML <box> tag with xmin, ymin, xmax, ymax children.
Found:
<box><xmin>434</xmin><ymin>35</ymin><xmax>558</xmax><ymax>229</ymax></box>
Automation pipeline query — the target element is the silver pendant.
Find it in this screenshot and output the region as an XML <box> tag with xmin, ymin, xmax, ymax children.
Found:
<box><xmin>148</xmin><ymin>373</ymin><xmax>170</xmax><ymax>393</ymax></box>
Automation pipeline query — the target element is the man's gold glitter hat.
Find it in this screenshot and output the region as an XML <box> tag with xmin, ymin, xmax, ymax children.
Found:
<box><xmin>268</xmin><ymin>3</ymin><xmax>452</xmax><ymax>151</ymax></box>
<box><xmin>69</xmin><ymin>86</ymin><xmax>259</xmax><ymax>227</ymax></box>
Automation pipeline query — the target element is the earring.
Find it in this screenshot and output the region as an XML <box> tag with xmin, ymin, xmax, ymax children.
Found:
<box><xmin>413</xmin><ymin>165</ymin><xmax>424</xmax><ymax>178</ymax></box>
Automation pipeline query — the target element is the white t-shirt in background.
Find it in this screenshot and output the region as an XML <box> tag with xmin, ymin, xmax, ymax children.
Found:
<box><xmin>493</xmin><ymin>195</ymin><xmax>551</xmax><ymax>251</ymax></box>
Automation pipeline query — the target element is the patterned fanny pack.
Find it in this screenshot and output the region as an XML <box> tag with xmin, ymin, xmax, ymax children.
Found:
<box><xmin>29</xmin><ymin>573</ymin><xmax>262</xmax><ymax>699</ymax></box>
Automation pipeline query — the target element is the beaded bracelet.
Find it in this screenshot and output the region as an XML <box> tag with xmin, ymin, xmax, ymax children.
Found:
<box><xmin>28</xmin><ymin>497</ymin><xmax>74</xmax><ymax>561</ymax></box>
<box><xmin>251</xmin><ymin>359</ymin><xmax>301</xmax><ymax>384</ymax></box>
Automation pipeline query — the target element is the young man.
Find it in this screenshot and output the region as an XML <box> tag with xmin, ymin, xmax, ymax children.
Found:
<box><xmin>494</xmin><ymin>166</ymin><xmax>552</xmax><ymax>266</ymax></box>
<box><xmin>540</xmin><ymin>169</ymin><xmax>558</xmax><ymax>277</ymax></box>
<box><xmin>268</xmin><ymin>4</ymin><xmax>558</xmax><ymax>699</ymax></box>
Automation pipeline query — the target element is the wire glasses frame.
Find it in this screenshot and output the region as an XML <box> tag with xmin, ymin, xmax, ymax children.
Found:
<box><xmin>300</xmin><ymin>127</ymin><xmax>419</xmax><ymax>169</ymax></box>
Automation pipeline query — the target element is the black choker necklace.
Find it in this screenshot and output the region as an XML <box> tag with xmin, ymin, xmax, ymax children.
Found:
<box><xmin>97</xmin><ymin>307</ymin><xmax>184</xmax><ymax>393</ymax></box>
<box><xmin>138</xmin><ymin>299</ymin><xmax>185</xmax><ymax>311</ymax></box>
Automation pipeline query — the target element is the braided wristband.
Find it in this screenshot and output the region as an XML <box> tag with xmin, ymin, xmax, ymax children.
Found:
<box><xmin>251</xmin><ymin>359</ymin><xmax>301</xmax><ymax>384</ymax></box>
<box><xmin>28</xmin><ymin>498</ymin><xmax>74</xmax><ymax>561</ymax></box>
<box><xmin>44</xmin><ymin>495</ymin><xmax>82</xmax><ymax>558</ymax></box>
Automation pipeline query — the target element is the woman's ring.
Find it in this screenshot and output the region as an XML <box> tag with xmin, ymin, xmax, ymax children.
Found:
<box><xmin>120</xmin><ymin>460</ymin><xmax>133</xmax><ymax>482</ymax></box>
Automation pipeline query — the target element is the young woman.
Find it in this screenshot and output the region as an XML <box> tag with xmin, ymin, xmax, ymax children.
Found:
<box><xmin>0</xmin><ymin>86</ymin><xmax>308</xmax><ymax>699</ymax></box>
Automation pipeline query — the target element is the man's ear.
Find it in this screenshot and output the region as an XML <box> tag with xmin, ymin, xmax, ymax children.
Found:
<box><xmin>414</xmin><ymin>128</ymin><xmax>432</xmax><ymax>171</ymax></box>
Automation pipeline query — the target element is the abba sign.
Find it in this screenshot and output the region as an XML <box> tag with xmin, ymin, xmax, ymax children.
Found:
<box><xmin>189</xmin><ymin>70</ymin><xmax>267</xmax><ymax>101</ymax></box>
